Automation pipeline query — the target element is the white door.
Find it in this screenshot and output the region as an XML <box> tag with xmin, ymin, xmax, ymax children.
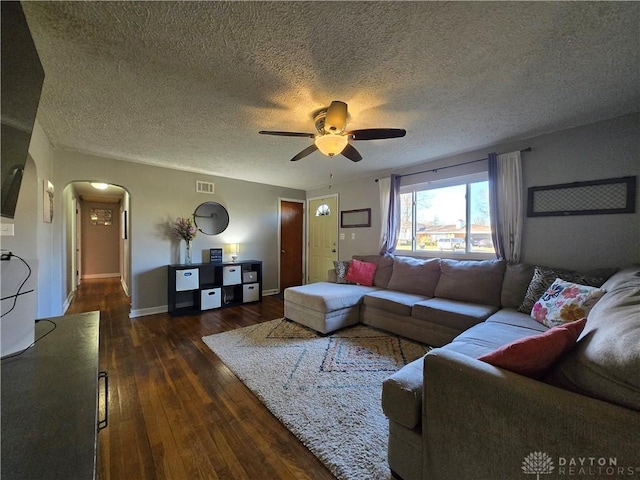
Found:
<box><xmin>307</xmin><ymin>195</ymin><xmax>338</xmax><ymax>283</ymax></box>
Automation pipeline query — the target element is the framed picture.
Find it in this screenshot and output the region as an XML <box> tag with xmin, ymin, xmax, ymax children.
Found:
<box><xmin>527</xmin><ymin>176</ymin><xmax>636</xmax><ymax>217</ymax></box>
<box><xmin>209</xmin><ymin>248</ymin><xmax>223</xmax><ymax>263</ymax></box>
<box><xmin>341</xmin><ymin>208</ymin><xmax>371</xmax><ymax>228</ymax></box>
<box><xmin>90</xmin><ymin>208</ymin><xmax>112</xmax><ymax>225</ymax></box>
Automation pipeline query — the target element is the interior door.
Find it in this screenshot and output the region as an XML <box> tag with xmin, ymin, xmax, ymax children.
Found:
<box><xmin>307</xmin><ymin>195</ymin><xmax>338</xmax><ymax>283</ymax></box>
<box><xmin>280</xmin><ymin>200</ymin><xmax>304</xmax><ymax>290</ymax></box>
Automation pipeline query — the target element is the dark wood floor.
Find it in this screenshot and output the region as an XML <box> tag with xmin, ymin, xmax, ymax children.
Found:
<box><xmin>66</xmin><ymin>278</ymin><xmax>336</xmax><ymax>480</ymax></box>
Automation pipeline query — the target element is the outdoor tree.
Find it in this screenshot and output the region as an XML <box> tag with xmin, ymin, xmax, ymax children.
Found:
<box><xmin>471</xmin><ymin>181</ymin><xmax>490</xmax><ymax>226</ymax></box>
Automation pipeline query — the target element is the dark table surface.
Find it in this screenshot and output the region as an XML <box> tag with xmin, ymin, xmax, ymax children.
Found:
<box><xmin>1</xmin><ymin>311</ymin><xmax>100</xmax><ymax>480</ymax></box>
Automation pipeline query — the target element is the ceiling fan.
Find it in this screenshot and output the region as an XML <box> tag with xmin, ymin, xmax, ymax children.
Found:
<box><xmin>259</xmin><ymin>101</ymin><xmax>406</xmax><ymax>162</ymax></box>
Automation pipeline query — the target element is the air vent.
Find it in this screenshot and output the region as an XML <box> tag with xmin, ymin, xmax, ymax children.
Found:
<box><xmin>196</xmin><ymin>181</ymin><xmax>215</xmax><ymax>194</ymax></box>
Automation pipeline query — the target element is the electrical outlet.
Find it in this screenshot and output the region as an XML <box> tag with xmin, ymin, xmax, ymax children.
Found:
<box><xmin>351</xmin><ymin>233</ymin><xmax>356</xmax><ymax>240</ymax></box>
<box><xmin>339</xmin><ymin>233</ymin><xmax>345</xmax><ymax>240</ymax></box>
<box><xmin>0</xmin><ymin>223</ymin><xmax>15</xmax><ymax>236</ymax></box>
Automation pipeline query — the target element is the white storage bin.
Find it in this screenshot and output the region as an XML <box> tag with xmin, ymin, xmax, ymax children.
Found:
<box><xmin>223</xmin><ymin>265</ymin><xmax>241</xmax><ymax>285</ymax></box>
<box><xmin>243</xmin><ymin>271</ymin><xmax>258</xmax><ymax>283</ymax></box>
<box><xmin>201</xmin><ymin>288</ymin><xmax>221</xmax><ymax>310</ymax></box>
<box><xmin>175</xmin><ymin>268</ymin><xmax>199</xmax><ymax>291</ymax></box>
<box><xmin>243</xmin><ymin>283</ymin><xmax>260</xmax><ymax>303</ymax></box>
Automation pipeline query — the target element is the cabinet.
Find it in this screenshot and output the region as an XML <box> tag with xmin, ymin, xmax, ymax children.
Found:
<box><xmin>1</xmin><ymin>312</ymin><xmax>103</xmax><ymax>480</ymax></box>
<box><xmin>167</xmin><ymin>261</ymin><xmax>262</xmax><ymax>315</ymax></box>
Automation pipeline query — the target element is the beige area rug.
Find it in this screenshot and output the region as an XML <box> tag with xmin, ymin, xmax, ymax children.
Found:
<box><xmin>202</xmin><ymin>318</ymin><xmax>430</xmax><ymax>480</ymax></box>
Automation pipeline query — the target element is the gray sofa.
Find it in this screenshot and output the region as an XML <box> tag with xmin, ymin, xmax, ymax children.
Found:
<box><xmin>284</xmin><ymin>256</ymin><xmax>640</xmax><ymax>480</ymax></box>
<box><xmin>284</xmin><ymin>255</ymin><xmax>509</xmax><ymax>346</ymax></box>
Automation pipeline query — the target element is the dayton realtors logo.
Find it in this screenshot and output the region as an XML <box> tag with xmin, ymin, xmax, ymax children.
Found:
<box><xmin>522</xmin><ymin>452</ymin><xmax>554</xmax><ymax>479</ymax></box>
<box><xmin>522</xmin><ymin>452</ymin><xmax>640</xmax><ymax>478</ymax></box>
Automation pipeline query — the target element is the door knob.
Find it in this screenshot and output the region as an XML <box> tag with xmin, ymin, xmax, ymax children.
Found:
<box><xmin>281</xmin><ymin>249</ymin><xmax>286</xmax><ymax>254</ymax></box>
<box><xmin>331</xmin><ymin>249</ymin><xmax>336</xmax><ymax>253</ymax></box>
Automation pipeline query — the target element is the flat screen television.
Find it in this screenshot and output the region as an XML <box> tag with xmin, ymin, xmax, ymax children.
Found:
<box><xmin>1</xmin><ymin>2</ymin><xmax>45</xmax><ymax>219</ymax></box>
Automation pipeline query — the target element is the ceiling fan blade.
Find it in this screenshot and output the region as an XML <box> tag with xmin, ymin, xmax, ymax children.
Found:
<box><xmin>347</xmin><ymin>128</ymin><xmax>407</xmax><ymax>140</ymax></box>
<box><xmin>290</xmin><ymin>144</ymin><xmax>319</xmax><ymax>162</ymax></box>
<box><xmin>341</xmin><ymin>143</ymin><xmax>362</xmax><ymax>162</ymax></box>
<box><xmin>324</xmin><ymin>101</ymin><xmax>348</xmax><ymax>133</ymax></box>
<box><xmin>259</xmin><ymin>130</ymin><xmax>316</xmax><ymax>138</ymax></box>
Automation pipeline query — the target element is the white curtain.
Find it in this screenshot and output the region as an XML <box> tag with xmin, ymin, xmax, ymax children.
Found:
<box><xmin>378</xmin><ymin>177</ymin><xmax>391</xmax><ymax>251</ymax></box>
<box><xmin>495</xmin><ymin>151</ymin><xmax>523</xmax><ymax>263</ymax></box>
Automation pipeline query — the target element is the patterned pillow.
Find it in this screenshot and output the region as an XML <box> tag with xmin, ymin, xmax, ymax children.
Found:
<box><xmin>518</xmin><ymin>266</ymin><xmax>609</xmax><ymax>314</ymax></box>
<box><xmin>333</xmin><ymin>260</ymin><xmax>351</xmax><ymax>284</ymax></box>
<box><xmin>531</xmin><ymin>278</ymin><xmax>605</xmax><ymax>328</ymax></box>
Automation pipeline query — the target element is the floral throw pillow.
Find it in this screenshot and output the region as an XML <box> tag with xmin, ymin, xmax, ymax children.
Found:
<box><xmin>518</xmin><ymin>266</ymin><xmax>609</xmax><ymax>314</ymax></box>
<box><xmin>333</xmin><ymin>260</ymin><xmax>351</xmax><ymax>284</ymax></box>
<box><xmin>531</xmin><ymin>278</ymin><xmax>605</xmax><ymax>328</ymax></box>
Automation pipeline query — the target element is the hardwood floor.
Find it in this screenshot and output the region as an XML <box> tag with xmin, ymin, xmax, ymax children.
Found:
<box><xmin>66</xmin><ymin>278</ymin><xmax>336</xmax><ymax>480</ymax></box>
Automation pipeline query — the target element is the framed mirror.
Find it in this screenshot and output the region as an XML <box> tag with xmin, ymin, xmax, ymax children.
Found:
<box><xmin>193</xmin><ymin>201</ymin><xmax>229</xmax><ymax>235</ymax></box>
<box><xmin>341</xmin><ymin>208</ymin><xmax>371</xmax><ymax>228</ymax></box>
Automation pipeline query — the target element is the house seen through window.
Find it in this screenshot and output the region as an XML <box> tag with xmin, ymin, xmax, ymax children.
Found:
<box><xmin>396</xmin><ymin>174</ymin><xmax>496</xmax><ymax>256</ymax></box>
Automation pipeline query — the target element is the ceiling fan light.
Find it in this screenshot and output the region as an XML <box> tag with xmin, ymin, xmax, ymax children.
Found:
<box><xmin>315</xmin><ymin>134</ymin><xmax>348</xmax><ymax>156</ymax></box>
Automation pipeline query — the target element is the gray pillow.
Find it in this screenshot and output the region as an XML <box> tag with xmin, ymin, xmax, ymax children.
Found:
<box><xmin>546</xmin><ymin>267</ymin><xmax>640</xmax><ymax>411</ymax></box>
<box><xmin>501</xmin><ymin>263</ymin><xmax>535</xmax><ymax>309</ymax></box>
<box><xmin>434</xmin><ymin>259</ymin><xmax>506</xmax><ymax>306</ymax></box>
<box><xmin>387</xmin><ymin>256</ymin><xmax>441</xmax><ymax>297</ymax></box>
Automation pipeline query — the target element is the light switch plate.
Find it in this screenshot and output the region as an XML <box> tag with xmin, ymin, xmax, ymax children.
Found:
<box><xmin>0</xmin><ymin>223</ymin><xmax>15</xmax><ymax>236</ymax></box>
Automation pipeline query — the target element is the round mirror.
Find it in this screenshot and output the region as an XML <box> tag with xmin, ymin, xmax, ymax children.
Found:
<box><xmin>193</xmin><ymin>201</ymin><xmax>229</xmax><ymax>235</ymax></box>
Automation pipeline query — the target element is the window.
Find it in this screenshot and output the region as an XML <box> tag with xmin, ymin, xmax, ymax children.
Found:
<box><xmin>397</xmin><ymin>173</ymin><xmax>495</xmax><ymax>256</ymax></box>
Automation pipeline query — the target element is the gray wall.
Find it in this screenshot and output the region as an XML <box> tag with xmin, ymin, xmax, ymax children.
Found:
<box><xmin>51</xmin><ymin>150</ymin><xmax>306</xmax><ymax>316</ymax></box>
<box><xmin>4</xmin><ymin>114</ymin><xmax>637</xmax><ymax>320</ymax></box>
<box><xmin>309</xmin><ymin>113</ymin><xmax>640</xmax><ymax>270</ymax></box>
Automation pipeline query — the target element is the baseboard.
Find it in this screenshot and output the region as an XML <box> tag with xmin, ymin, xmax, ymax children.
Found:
<box><xmin>82</xmin><ymin>273</ymin><xmax>121</xmax><ymax>280</ymax></box>
<box><xmin>262</xmin><ymin>289</ymin><xmax>279</xmax><ymax>296</ymax></box>
<box><xmin>120</xmin><ymin>278</ymin><xmax>130</xmax><ymax>296</ymax></box>
<box><xmin>63</xmin><ymin>290</ymin><xmax>75</xmax><ymax>313</ymax></box>
<box><xmin>129</xmin><ymin>305</ymin><xmax>168</xmax><ymax>318</ymax></box>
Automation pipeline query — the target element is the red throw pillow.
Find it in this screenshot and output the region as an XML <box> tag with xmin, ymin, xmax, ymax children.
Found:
<box><xmin>478</xmin><ymin>318</ymin><xmax>587</xmax><ymax>378</ymax></box>
<box><xmin>344</xmin><ymin>259</ymin><xmax>378</xmax><ymax>286</ymax></box>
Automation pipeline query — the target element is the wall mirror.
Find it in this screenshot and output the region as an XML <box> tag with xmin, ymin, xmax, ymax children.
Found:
<box><xmin>193</xmin><ymin>201</ymin><xmax>229</xmax><ymax>235</ymax></box>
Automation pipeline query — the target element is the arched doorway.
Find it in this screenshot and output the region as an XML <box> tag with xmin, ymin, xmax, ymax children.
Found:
<box><xmin>63</xmin><ymin>181</ymin><xmax>131</xmax><ymax>305</ymax></box>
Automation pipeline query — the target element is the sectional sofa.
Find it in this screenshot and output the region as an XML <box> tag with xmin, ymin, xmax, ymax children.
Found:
<box><xmin>283</xmin><ymin>255</ymin><xmax>640</xmax><ymax>480</ymax></box>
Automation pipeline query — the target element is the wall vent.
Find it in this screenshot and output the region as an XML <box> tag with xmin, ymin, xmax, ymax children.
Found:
<box><xmin>196</xmin><ymin>181</ymin><xmax>215</xmax><ymax>194</ymax></box>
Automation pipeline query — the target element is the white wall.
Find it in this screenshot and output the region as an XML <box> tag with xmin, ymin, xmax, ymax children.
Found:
<box><xmin>309</xmin><ymin>113</ymin><xmax>640</xmax><ymax>270</ymax></box>
<box><xmin>52</xmin><ymin>150</ymin><xmax>306</xmax><ymax>316</ymax></box>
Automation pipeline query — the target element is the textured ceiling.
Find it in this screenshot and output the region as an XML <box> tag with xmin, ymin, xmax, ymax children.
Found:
<box><xmin>21</xmin><ymin>1</ymin><xmax>640</xmax><ymax>191</ymax></box>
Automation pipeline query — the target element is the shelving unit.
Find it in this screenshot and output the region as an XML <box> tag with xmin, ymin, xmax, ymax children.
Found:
<box><xmin>167</xmin><ymin>261</ymin><xmax>262</xmax><ymax>315</ymax></box>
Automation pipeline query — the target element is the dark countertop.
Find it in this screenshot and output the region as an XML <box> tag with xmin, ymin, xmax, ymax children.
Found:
<box><xmin>1</xmin><ymin>311</ymin><xmax>100</xmax><ymax>480</ymax></box>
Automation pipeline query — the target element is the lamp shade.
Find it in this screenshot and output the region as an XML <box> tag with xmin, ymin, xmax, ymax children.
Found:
<box><xmin>315</xmin><ymin>134</ymin><xmax>348</xmax><ymax>156</ymax></box>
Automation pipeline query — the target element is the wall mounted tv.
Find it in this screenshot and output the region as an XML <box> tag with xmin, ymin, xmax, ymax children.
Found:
<box><xmin>1</xmin><ymin>2</ymin><xmax>45</xmax><ymax>219</ymax></box>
